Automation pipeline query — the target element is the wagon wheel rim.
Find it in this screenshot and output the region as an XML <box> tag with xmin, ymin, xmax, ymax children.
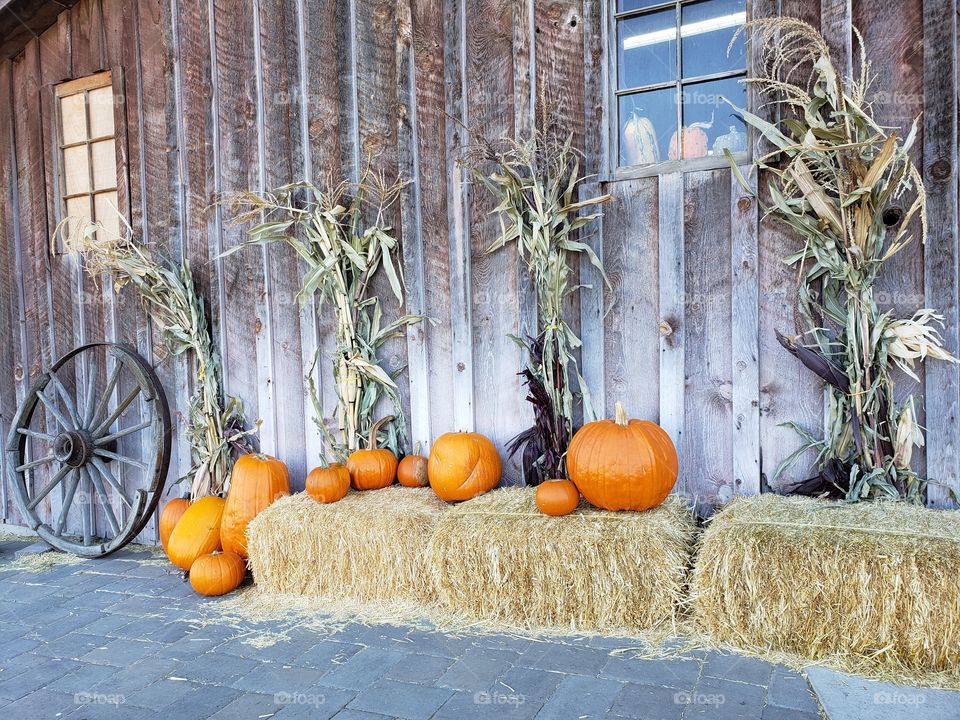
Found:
<box><xmin>5</xmin><ymin>343</ymin><xmax>171</xmax><ymax>558</ymax></box>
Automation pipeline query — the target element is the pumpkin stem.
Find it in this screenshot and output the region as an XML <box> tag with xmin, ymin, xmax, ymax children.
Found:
<box><xmin>614</xmin><ymin>402</ymin><xmax>629</xmax><ymax>427</ymax></box>
<box><xmin>367</xmin><ymin>415</ymin><xmax>396</xmax><ymax>450</ymax></box>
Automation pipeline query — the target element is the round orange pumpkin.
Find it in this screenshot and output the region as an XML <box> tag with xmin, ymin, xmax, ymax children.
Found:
<box><xmin>567</xmin><ymin>402</ymin><xmax>678</xmax><ymax>511</ymax></box>
<box><xmin>668</xmin><ymin>125</ymin><xmax>709</xmax><ymax>160</ymax></box>
<box><xmin>428</xmin><ymin>431</ymin><xmax>501</xmax><ymax>502</ymax></box>
<box><xmin>189</xmin><ymin>551</ymin><xmax>246</xmax><ymax>596</ymax></box>
<box><xmin>166</xmin><ymin>495</ymin><xmax>226</xmax><ymax>571</ymax></box>
<box><xmin>220</xmin><ymin>453</ymin><xmax>290</xmax><ymax>558</ymax></box>
<box><xmin>397</xmin><ymin>453</ymin><xmax>429</xmax><ymax>487</ymax></box>
<box><xmin>535</xmin><ymin>479</ymin><xmax>580</xmax><ymax>516</ymax></box>
<box><xmin>347</xmin><ymin>416</ymin><xmax>398</xmax><ymax>490</ymax></box>
<box><xmin>159</xmin><ymin>497</ymin><xmax>190</xmax><ymax>553</ymax></box>
<box><xmin>306</xmin><ymin>463</ymin><xmax>350</xmax><ymax>503</ymax></box>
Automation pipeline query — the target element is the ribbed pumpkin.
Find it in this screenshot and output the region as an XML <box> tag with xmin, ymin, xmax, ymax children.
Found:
<box><xmin>347</xmin><ymin>416</ymin><xmax>398</xmax><ymax>490</ymax></box>
<box><xmin>306</xmin><ymin>463</ymin><xmax>350</xmax><ymax>503</ymax></box>
<box><xmin>397</xmin><ymin>453</ymin><xmax>429</xmax><ymax>488</ymax></box>
<box><xmin>535</xmin><ymin>479</ymin><xmax>580</xmax><ymax>517</ymax></box>
<box><xmin>428</xmin><ymin>432</ymin><xmax>501</xmax><ymax>502</ymax></box>
<box><xmin>166</xmin><ymin>495</ymin><xmax>226</xmax><ymax>571</ymax></box>
<box><xmin>189</xmin><ymin>551</ymin><xmax>246</xmax><ymax>596</ymax></box>
<box><xmin>567</xmin><ymin>402</ymin><xmax>678</xmax><ymax>511</ymax></box>
<box><xmin>220</xmin><ymin>453</ymin><xmax>290</xmax><ymax>558</ymax></box>
<box><xmin>622</xmin><ymin>113</ymin><xmax>659</xmax><ymax>165</ymax></box>
<box><xmin>159</xmin><ymin>497</ymin><xmax>190</xmax><ymax>553</ymax></box>
<box><xmin>668</xmin><ymin>125</ymin><xmax>709</xmax><ymax>160</ymax></box>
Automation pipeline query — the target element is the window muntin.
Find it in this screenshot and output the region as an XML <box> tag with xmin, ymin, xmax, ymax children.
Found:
<box><xmin>614</xmin><ymin>0</ymin><xmax>748</xmax><ymax>169</ymax></box>
<box><xmin>56</xmin><ymin>72</ymin><xmax>120</xmax><ymax>243</ymax></box>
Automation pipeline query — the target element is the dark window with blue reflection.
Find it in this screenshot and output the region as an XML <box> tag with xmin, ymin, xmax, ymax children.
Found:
<box><xmin>614</xmin><ymin>0</ymin><xmax>748</xmax><ymax>168</ymax></box>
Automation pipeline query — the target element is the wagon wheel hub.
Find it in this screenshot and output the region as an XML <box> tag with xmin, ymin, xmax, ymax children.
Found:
<box><xmin>53</xmin><ymin>430</ymin><xmax>94</xmax><ymax>468</ymax></box>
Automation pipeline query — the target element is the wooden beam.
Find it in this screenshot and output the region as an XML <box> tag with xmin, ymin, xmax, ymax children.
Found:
<box><xmin>658</xmin><ymin>172</ymin><xmax>684</xmax><ymax>477</ymax></box>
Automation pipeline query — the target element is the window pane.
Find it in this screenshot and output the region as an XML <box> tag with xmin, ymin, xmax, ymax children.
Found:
<box><xmin>63</xmin><ymin>145</ymin><xmax>90</xmax><ymax>195</ymax></box>
<box><xmin>619</xmin><ymin>88</ymin><xmax>677</xmax><ymax>166</ymax></box>
<box><xmin>87</xmin><ymin>86</ymin><xmax>115</xmax><ymax>137</ymax></box>
<box><xmin>65</xmin><ymin>196</ymin><xmax>91</xmax><ymax>246</ymax></box>
<box><xmin>681</xmin><ymin>0</ymin><xmax>746</xmax><ymax>78</ymax></box>
<box><xmin>60</xmin><ymin>93</ymin><xmax>87</xmax><ymax>144</ymax></box>
<box><xmin>618</xmin><ymin>0</ymin><xmax>665</xmax><ymax>11</ymax></box>
<box><xmin>91</xmin><ymin>140</ymin><xmax>117</xmax><ymax>191</ymax></box>
<box><xmin>618</xmin><ymin>9</ymin><xmax>677</xmax><ymax>89</ymax></box>
<box><xmin>94</xmin><ymin>192</ymin><xmax>120</xmax><ymax>239</ymax></box>
<box><xmin>679</xmin><ymin>75</ymin><xmax>747</xmax><ymax>159</ymax></box>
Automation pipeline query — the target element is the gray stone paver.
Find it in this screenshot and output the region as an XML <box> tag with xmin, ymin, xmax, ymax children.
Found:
<box><xmin>17</xmin><ymin>540</ymin><xmax>960</xmax><ymax>720</ymax></box>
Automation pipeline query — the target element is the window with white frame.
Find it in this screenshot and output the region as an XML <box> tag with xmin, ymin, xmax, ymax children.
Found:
<box><xmin>613</xmin><ymin>0</ymin><xmax>748</xmax><ymax>171</ymax></box>
<box><xmin>56</xmin><ymin>71</ymin><xmax>120</xmax><ymax>241</ymax></box>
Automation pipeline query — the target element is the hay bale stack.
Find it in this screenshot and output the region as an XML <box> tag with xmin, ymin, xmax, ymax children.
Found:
<box><xmin>691</xmin><ymin>494</ymin><xmax>960</xmax><ymax>678</ymax></box>
<box><xmin>426</xmin><ymin>487</ymin><xmax>696</xmax><ymax>633</ymax></box>
<box><xmin>247</xmin><ymin>488</ymin><xmax>448</xmax><ymax>602</ymax></box>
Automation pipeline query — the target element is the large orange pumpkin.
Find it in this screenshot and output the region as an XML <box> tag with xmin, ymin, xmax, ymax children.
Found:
<box><xmin>189</xmin><ymin>551</ymin><xmax>246</xmax><ymax>596</ymax></box>
<box><xmin>428</xmin><ymin>432</ymin><xmax>501</xmax><ymax>502</ymax></box>
<box><xmin>306</xmin><ymin>463</ymin><xmax>350</xmax><ymax>503</ymax></box>
<box><xmin>535</xmin><ymin>479</ymin><xmax>580</xmax><ymax>517</ymax></box>
<box><xmin>567</xmin><ymin>403</ymin><xmax>678</xmax><ymax>511</ymax></box>
<box><xmin>347</xmin><ymin>416</ymin><xmax>398</xmax><ymax>491</ymax></box>
<box><xmin>220</xmin><ymin>453</ymin><xmax>290</xmax><ymax>558</ymax></box>
<box><xmin>397</xmin><ymin>453</ymin><xmax>429</xmax><ymax>488</ymax></box>
<box><xmin>166</xmin><ymin>495</ymin><xmax>226</xmax><ymax>570</ymax></box>
<box><xmin>159</xmin><ymin>498</ymin><xmax>190</xmax><ymax>553</ymax></box>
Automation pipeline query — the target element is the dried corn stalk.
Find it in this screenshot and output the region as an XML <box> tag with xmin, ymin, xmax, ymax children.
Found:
<box><xmin>465</xmin><ymin>116</ymin><xmax>611</xmax><ymax>484</ymax></box>
<box><xmin>730</xmin><ymin>19</ymin><xmax>958</xmax><ymax>501</ymax></box>
<box><xmin>226</xmin><ymin>170</ymin><xmax>424</xmax><ymax>462</ymax></box>
<box><xmin>55</xmin><ymin>212</ymin><xmax>257</xmax><ymax>498</ymax></box>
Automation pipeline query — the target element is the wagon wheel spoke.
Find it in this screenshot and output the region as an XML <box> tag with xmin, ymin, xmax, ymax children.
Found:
<box><xmin>88</xmin><ymin>360</ymin><xmax>122</xmax><ymax>431</ymax></box>
<box><xmin>82</xmin><ymin>354</ymin><xmax>98</xmax><ymax>427</ymax></box>
<box><xmin>15</xmin><ymin>454</ymin><xmax>56</xmax><ymax>473</ymax></box>
<box><xmin>55</xmin><ymin>470</ymin><xmax>81</xmax><ymax>535</ymax></box>
<box><xmin>49</xmin><ymin>370</ymin><xmax>82</xmax><ymax>428</ymax></box>
<box><xmin>80</xmin><ymin>471</ymin><xmax>92</xmax><ymax>546</ymax></box>
<box><xmin>16</xmin><ymin>428</ymin><xmax>57</xmax><ymax>442</ymax></box>
<box><xmin>89</xmin><ymin>457</ymin><xmax>134</xmax><ymax>509</ymax></box>
<box><xmin>85</xmin><ymin>467</ymin><xmax>120</xmax><ymax>535</ymax></box>
<box><xmin>94</xmin><ymin>448</ymin><xmax>148</xmax><ymax>471</ymax></box>
<box><xmin>36</xmin><ymin>388</ymin><xmax>75</xmax><ymax>431</ymax></box>
<box><xmin>91</xmin><ymin>385</ymin><xmax>141</xmax><ymax>437</ymax></box>
<box><xmin>95</xmin><ymin>420</ymin><xmax>151</xmax><ymax>446</ymax></box>
<box><xmin>26</xmin><ymin>463</ymin><xmax>71</xmax><ymax>511</ymax></box>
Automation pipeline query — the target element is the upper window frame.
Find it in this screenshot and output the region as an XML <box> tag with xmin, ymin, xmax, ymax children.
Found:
<box><xmin>605</xmin><ymin>0</ymin><xmax>752</xmax><ymax>180</ymax></box>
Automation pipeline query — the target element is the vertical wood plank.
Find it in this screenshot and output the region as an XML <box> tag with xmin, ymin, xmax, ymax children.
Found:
<box><xmin>730</xmin><ymin>166</ymin><xmax>760</xmax><ymax>497</ymax></box>
<box><xmin>658</xmin><ymin>172</ymin><xmax>684</xmax><ymax>478</ymax></box>
<box><xmin>923</xmin><ymin>0</ymin><xmax>959</xmax><ymax>505</ymax></box>
<box><xmin>819</xmin><ymin>0</ymin><xmax>852</xmax><ymax>80</ymax></box>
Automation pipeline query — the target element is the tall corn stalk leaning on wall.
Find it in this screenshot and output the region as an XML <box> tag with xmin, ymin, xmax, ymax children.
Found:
<box><xmin>226</xmin><ymin>171</ymin><xmax>424</xmax><ymax>462</ymax></box>
<box><xmin>55</xmin><ymin>213</ymin><xmax>257</xmax><ymax>499</ymax></box>
<box><xmin>465</xmin><ymin>124</ymin><xmax>611</xmax><ymax>485</ymax></box>
<box><xmin>729</xmin><ymin>18</ymin><xmax>958</xmax><ymax>502</ymax></box>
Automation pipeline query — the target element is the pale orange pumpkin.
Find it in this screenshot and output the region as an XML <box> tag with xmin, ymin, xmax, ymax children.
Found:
<box><xmin>397</xmin><ymin>453</ymin><xmax>429</xmax><ymax>488</ymax></box>
<box><xmin>668</xmin><ymin>125</ymin><xmax>709</xmax><ymax>160</ymax></box>
<box><xmin>189</xmin><ymin>551</ymin><xmax>246</xmax><ymax>596</ymax></box>
<box><xmin>567</xmin><ymin>402</ymin><xmax>678</xmax><ymax>511</ymax></box>
<box><xmin>159</xmin><ymin>497</ymin><xmax>190</xmax><ymax>553</ymax></box>
<box><xmin>428</xmin><ymin>431</ymin><xmax>501</xmax><ymax>502</ymax></box>
<box><xmin>535</xmin><ymin>479</ymin><xmax>580</xmax><ymax>516</ymax></box>
<box><xmin>306</xmin><ymin>463</ymin><xmax>350</xmax><ymax>503</ymax></box>
<box><xmin>220</xmin><ymin>453</ymin><xmax>291</xmax><ymax>558</ymax></box>
<box><xmin>166</xmin><ymin>495</ymin><xmax>226</xmax><ymax>571</ymax></box>
<box><xmin>347</xmin><ymin>416</ymin><xmax>399</xmax><ymax>491</ymax></box>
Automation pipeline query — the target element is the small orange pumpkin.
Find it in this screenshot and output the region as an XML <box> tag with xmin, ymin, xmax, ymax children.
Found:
<box><xmin>189</xmin><ymin>551</ymin><xmax>246</xmax><ymax>596</ymax></box>
<box><xmin>428</xmin><ymin>431</ymin><xmax>501</xmax><ymax>502</ymax></box>
<box><xmin>347</xmin><ymin>416</ymin><xmax>399</xmax><ymax>491</ymax></box>
<box><xmin>306</xmin><ymin>462</ymin><xmax>351</xmax><ymax>503</ymax></box>
<box><xmin>159</xmin><ymin>497</ymin><xmax>190</xmax><ymax>553</ymax></box>
<box><xmin>535</xmin><ymin>479</ymin><xmax>580</xmax><ymax>517</ymax></box>
<box><xmin>166</xmin><ymin>495</ymin><xmax>226</xmax><ymax>571</ymax></box>
<box><xmin>220</xmin><ymin>453</ymin><xmax>291</xmax><ymax>558</ymax></box>
<box><xmin>397</xmin><ymin>451</ymin><xmax>429</xmax><ymax>488</ymax></box>
<box><xmin>668</xmin><ymin>125</ymin><xmax>709</xmax><ymax>160</ymax></box>
<box><xmin>567</xmin><ymin>402</ymin><xmax>678</xmax><ymax>511</ymax></box>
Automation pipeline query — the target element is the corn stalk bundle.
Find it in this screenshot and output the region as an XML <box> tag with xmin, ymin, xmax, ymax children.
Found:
<box><xmin>226</xmin><ymin>171</ymin><xmax>424</xmax><ymax>462</ymax></box>
<box><xmin>55</xmin><ymin>213</ymin><xmax>256</xmax><ymax>498</ymax></box>
<box><xmin>729</xmin><ymin>18</ymin><xmax>957</xmax><ymax>501</ymax></box>
<box><xmin>465</xmin><ymin>124</ymin><xmax>611</xmax><ymax>484</ymax></box>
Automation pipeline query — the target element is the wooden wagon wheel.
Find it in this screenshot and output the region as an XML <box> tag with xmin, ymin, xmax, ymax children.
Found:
<box><xmin>5</xmin><ymin>343</ymin><xmax>171</xmax><ymax>557</ymax></box>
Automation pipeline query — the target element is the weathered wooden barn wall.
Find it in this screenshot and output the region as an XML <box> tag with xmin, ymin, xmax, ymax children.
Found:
<box><xmin>0</xmin><ymin>0</ymin><xmax>957</xmax><ymax>538</ymax></box>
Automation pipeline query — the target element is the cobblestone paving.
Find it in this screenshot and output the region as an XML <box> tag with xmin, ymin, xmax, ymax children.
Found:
<box><xmin>0</xmin><ymin>540</ymin><xmax>823</xmax><ymax>720</ymax></box>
